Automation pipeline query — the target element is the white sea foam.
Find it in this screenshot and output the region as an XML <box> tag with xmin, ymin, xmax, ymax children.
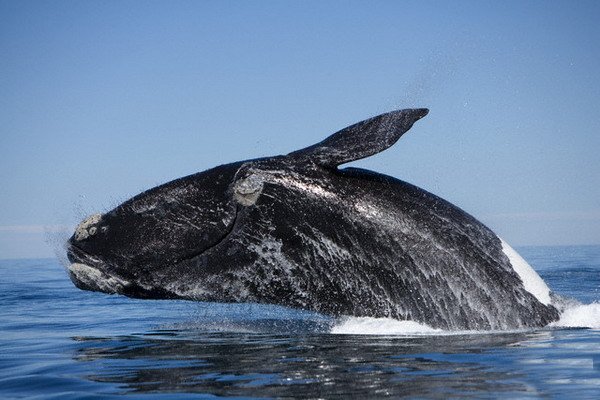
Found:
<box><xmin>550</xmin><ymin>302</ymin><xmax>600</xmax><ymax>329</ymax></box>
<box><xmin>329</xmin><ymin>302</ymin><xmax>600</xmax><ymax>335</ymax></box>
<box><xmin>329</xmin><ymin>316</ymin><xmax>533</xmax><ymax>336</ymax></box>
<box><xmin>500</xmin><ymin>239</ymin><xmax>552</xmax><ymax>305</ymax></box>
<box><xmin>330</xmin><ymin>316</ymin><xmax>441</xmax><ymax>335</ymax></box>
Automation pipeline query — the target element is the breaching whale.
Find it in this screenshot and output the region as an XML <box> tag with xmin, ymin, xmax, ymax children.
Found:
<box><xmin>66</xmin><ymin>109</ymin><xmax>560</xmax><ymax>330</ymax></box>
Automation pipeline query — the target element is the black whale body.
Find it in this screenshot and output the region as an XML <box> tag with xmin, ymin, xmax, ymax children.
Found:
<box><xmin>67</xmin><ymin>109</ymin><xmax>560</xmax><ymax>330</ymax></box>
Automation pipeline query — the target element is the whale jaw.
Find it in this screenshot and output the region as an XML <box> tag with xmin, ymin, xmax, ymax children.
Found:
<box><xmin>66</xmin><ymin>243</ymin><xmax>181</xmax><ymax>300</ymax></box>
<box><xmin>67</xmin><ymin>262</ymin><xmax>127</xmax><ymax>294</ymax></box>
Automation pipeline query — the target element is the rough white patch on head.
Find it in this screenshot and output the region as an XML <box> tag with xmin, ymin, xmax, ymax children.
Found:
<box><xmin>74</xmin><ymin>213</ymin><xmax>102</xmax><ymax>241</ymax></box>
<box><xmin>500</xmin><ymin>239</ymin><xmax>551</xmax><ymax>305</ymax></box>
<box><xmin>234</xmin><ymin>174</ymin><xmax>264</xmax><ymax>206</ymax></box>
<box><xmin>68</xmin><ymin>263</ymin><xmax>128</xmax><ymax>293</ymax></box>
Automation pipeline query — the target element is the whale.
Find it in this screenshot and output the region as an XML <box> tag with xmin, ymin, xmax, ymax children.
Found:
<box><xmin>66</xmin><ymin>108</ymin><xmax>560</xmax><ymax>330</ymax></box>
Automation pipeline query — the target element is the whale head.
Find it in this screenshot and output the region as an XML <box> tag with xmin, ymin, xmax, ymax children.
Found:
<box><xmin>66</xmin><ymin>161</ymin><xmax>244</xmax><ymax>298</ymax></box>
<box><xmin>66</xmin><ymin>109</ymin><xmax>429</xmax><ymax>301</ymax></box>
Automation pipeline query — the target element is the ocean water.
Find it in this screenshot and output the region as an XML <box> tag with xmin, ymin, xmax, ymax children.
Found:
<box><xmin>1</xmin><ymin>246</ymin><xmax>599</xmax><ymax>399</ymax></box>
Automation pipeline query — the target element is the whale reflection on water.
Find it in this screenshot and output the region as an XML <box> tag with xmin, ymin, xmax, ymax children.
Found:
<box><xmin>71</xmin><ymin>324</ymin><xmax>559</xmax><ymax>398</ymax></box>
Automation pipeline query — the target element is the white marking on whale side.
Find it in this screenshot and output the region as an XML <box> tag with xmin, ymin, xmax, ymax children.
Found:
<box><xmin>234</xmin><ymin>174</ymin><xmax>264</xmax><ymax>206</ymax></box>
<box><xmin>500</xmin><ymin>239</ymin><xmax>551</xmax><ymax>305</ymax></box>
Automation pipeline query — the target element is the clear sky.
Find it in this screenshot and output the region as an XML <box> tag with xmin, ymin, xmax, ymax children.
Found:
<box><xmin>1</xmin><ymin>0</ymin><xmax>599</xmax><ymax>258</ymax></box>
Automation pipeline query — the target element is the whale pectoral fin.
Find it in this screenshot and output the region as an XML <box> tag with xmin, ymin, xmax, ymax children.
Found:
<box><xmin>289</xmin><ymin>108</ymin><xmax>429</xmax><ymax>168</ymax></box>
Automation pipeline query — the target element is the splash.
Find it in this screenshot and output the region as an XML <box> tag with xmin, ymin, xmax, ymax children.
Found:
<box><xmin>44</xmin><ymin>225</ymin><xmax>74</xmax><ymax>268</ymax></box>
<box><xmin>331</xmin><ymin>316</ymin><xmax>441</xmax><ymax>335</ymax></box>
<box><xmin>550</xmin><ymin>302</ymin><xmax>600</xmax><ymax>329</ymax></box>
<box><xmin>330</xmin><ymin>301</ymin><xmax>600</xmax><ymax>335</ymax></box>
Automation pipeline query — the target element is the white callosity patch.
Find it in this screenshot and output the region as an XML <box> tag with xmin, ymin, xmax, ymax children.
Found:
<box><xmin>234</xmin><ymin>174</ymin><xmax>264</xmax><ymax>206</ymax></box>
<box><xmin>74</xmin><ymin>213</ymin><xmax>102</xmax><ymax>241</ymax></box>
<box><xmin>500</xmin><ymin>239</ymin><xmax>552</xmax><ymax>305</ymax></box>
<box><xmin>68</xmin><ymin>263</ymin><xmax>128</xmax><ymax>293</ymax></box>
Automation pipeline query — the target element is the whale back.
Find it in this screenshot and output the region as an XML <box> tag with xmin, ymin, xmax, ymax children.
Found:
<box><xmin>177</xmin><ymin>163</ymin><xmax>559</xmax><ymax>330</ymax></box>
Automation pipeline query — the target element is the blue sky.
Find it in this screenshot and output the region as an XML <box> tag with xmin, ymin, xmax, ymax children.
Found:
<box><xmin>1</xmin><ymin>0</ymin><xmax>599</xmax><ymax>258</ymax></box>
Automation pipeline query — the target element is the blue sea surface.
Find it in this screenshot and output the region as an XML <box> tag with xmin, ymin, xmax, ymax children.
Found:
<box><xmin>1</xmin><ymin>246</ymin><xmax>599</xmax><ymax>399</ymax></box>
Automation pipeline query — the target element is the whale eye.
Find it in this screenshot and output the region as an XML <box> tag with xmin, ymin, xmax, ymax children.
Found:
<box><xmin>234</xmin><ymin>174</ymin><xmax>264</xmax><ymax>206</ymax></box>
